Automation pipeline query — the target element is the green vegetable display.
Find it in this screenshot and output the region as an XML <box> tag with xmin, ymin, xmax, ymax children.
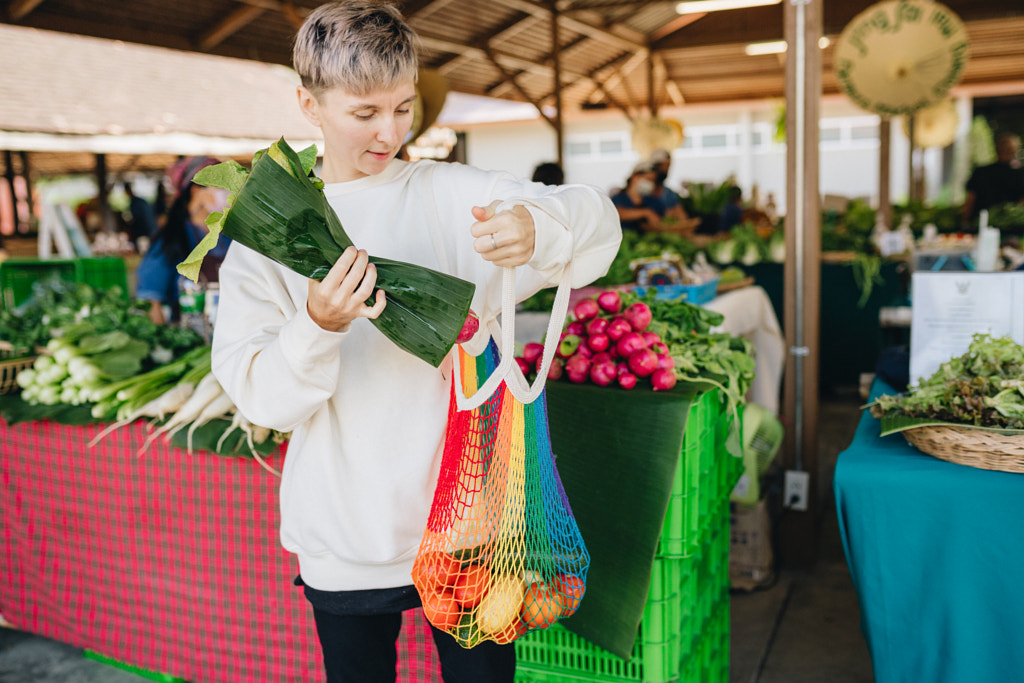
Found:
<box><xmin>178</xmin><ymin>138</ymin><xmax>476</xmax><ymax>368</ymax></box>
<box><xmin>870</xmin><ymin>333</ymin><xmax>1024</xmax><ymax>432</ymax></box>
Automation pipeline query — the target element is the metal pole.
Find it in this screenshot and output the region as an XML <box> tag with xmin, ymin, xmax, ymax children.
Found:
<box><xmin>792</xmin><ymin>0</ymin><xmax>808</xmax><ymax>472</ymax></box>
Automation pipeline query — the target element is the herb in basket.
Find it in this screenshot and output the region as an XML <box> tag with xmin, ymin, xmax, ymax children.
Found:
<box><xmin>870</xmin><ymin>333</ymin><xmax>1024</xmax><ymax>431</ymax></box>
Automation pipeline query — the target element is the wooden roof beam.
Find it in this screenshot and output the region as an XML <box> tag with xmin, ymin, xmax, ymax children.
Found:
<box><xmin>490</xmin><ymin>0</ymin><xmax>644</xmax><ymax>51</ymax></box>
<box><xmin>199</xmin><ymin>4</ymin><xmax>266</xmax><ymax>51</ymax></box>
<box><xmin>484</xmin><ymin>48</ymin><xmax>557</xmax><ymax>129</ymax></box>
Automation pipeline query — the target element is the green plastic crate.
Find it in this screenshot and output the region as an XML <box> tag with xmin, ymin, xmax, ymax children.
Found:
<box><xmin>83</xmin><ymin>650</ymin><xmax>187</xmax><ymax>682</ymax></box>
<box><xmin>658</xmin><ymin>390</ymin><xmax>721</xmax><ymax>559</ymax></box>
<box><xmin>0</xmin><ymin>256</ymin><xmax>128</xmax><ymax>309</ymax></box>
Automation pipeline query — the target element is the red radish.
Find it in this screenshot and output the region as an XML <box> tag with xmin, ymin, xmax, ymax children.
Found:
<box><xmin>642</xmin><ymin>331</ymin><xmax>661</xmax><ymax>347</ymax></box>
<box><xmin>616</xmin><ymin>361</ymin><xmax>631</xmax><ymax>377</ymax></box>
<box><xmin>576</xmin><ymin>343</ymin><xmax>594</xmax><ymax>359</ymax></box>
<box><xmin>557</xmin><ymin>334</ymin><xmax>580</xmax><ymax>358</ymax></box>
<box><xmin>618</xmin><ymin>371</ymin><xmax>638</xmax><ymax>390</ymax></box>
<box><xmin>591</xmin><ymin>352</ymin><xmax>613</xmax><ymax>366</ymax></box>
<box><xmin>650</xmin><ymin>341</ymin><xmax>670</xmax><ymax>355</ymax></box>
<box><xmin>587</xmin><ymin>333</ymin><xmax>610</xmax><ymax>353</ymax></box>
<box><xmin>545</xmin><ymin>356</ymin><xmax>565</xmax><ymax>381</ymax></box>
<box><xmin>624</xmin><ymin>302</ymin><xmax>653</xmax><ymax>332</ymax></box>
<box><xmin>566</xmin><ymin>321</ymin><xmax>586</xmax><ymax>337</ymax></box>
<box><xmin>657</xmin><ymin>353</ymin><xmax>675</xmax><ymax>370</ymax></box>
<box><xmin>590</xmin><ymin>358</ymin><xmax>617</xmax><ymax>386</ymax></box>
<box><xmin>606</xmin><ymin>317</ymin><xmax>632</xmax><ymax>342</ymax></box>
<box><xmin>651</xmin><ymin>368</ymin><xmax>678</xmax><ymax>391</ymax></box>
<box><xmin>457</xmin><ymin>310</ymin><xmax>480</xmax><ymax>343</ymax></box>
<box><xmin>597</xmin><ymin>290</ymin><xmax>623</xmax><ymax>314</ymax></box>
<box><xmin>586</xmin><ymin>317</ymin><xmax>609</xmax><ymax>337</ymax></box>
<box><xmin>628</xmin><ymin>348</ymin><xmax>659</xmax><ymax>377</ymax></box>
<box><xmin>565</xmin><ymin>354</ymin><xmax>591</xmax><ymax>383</ymax></box>
<box><xmin>616</xmin><ymin>332</ymin><xmax>646</xmax><ymax>358</ymax></box>
<box><xmin>523</xmin><ymin>342</ymin><xmax>544</xmax><ymax>366</ymax></box>
<box><xmin>515</xmin><ymin>357</ymin><xmax>532</xmax><ymax>376</ymax></box>
<box><xmin>573</xmin><ymin>298</ymin><xmax>600</xmax><ymax>322</ymax></box>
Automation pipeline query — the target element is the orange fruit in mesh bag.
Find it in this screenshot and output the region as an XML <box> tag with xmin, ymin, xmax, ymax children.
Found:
<box><xmin>520</xmin><ymin>582</ymin><xmax>561</xmax><ymax>630</ymax></box>
<box><xmin>413</xmin><ymin>551</ymin><xmax>462</xmax><ymax>593</ymax></box>
<box><xmin>421</xmin><ymin>588</ymin><xmax>462</xmax><ymax>631</ymax></box>
<box><xmin>453</xmin><ymin>563</ymin><xmax>491</xmax><ymax>608</ymax></box>
<box><xmin>554</xmin><ymin>573</ymin><xmax>585</xmax><ymax>616</ymax></box>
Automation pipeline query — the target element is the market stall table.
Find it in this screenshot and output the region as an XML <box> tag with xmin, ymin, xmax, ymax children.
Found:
<box><xmin>0</xmin><ymin>419</ymin><xmax>441</xmax><ymax>683</ymax></box>
<box><xmin>834</xmin><ymin>378</ymin><xmax>1024</xmax><ymax>683</ymax></box>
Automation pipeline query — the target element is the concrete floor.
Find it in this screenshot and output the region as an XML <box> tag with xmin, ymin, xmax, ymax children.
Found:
<box><xmin>0</xmin><ymin>390</ymin><xmax>873</xmax><ymax>683</ymax></box>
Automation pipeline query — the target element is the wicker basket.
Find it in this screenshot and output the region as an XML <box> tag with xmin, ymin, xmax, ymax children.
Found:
<box><xmin>902</xmin><ymin>425</ymin><xmax>1024</xmax><ymax>474</ymax></box>
<box><xmin>0</xmin><ymin>353</ymin><xmax>35</xmax><ymax>395</ymax></box>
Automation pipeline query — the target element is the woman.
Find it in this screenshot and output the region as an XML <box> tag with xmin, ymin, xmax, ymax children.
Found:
<box><xmin>135</xmin><ymin>156</ymin><xmax>230</xmax><ymax>324</ymax></box>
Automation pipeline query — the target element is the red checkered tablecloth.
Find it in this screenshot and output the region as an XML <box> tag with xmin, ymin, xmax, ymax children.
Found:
<box><xmin>0</xmin><ymin>418</ymin><xmax>443</xmax><ymax>682</ymax></box>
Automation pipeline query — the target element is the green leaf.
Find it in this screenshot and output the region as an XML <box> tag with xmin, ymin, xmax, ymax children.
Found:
<box><xmin>296</xmin><ymin>144</ymin><xmax>319</xmax><ymax>176</ymax></box>
<box><xmin>879</xmin><ymin>412</ymin><xmax>1024</xmax><ymax>438</ymax></box>
<box><xmin>193</xmin><ymin>160</ymin><xmax>249</xmax><ymax>195</ymax></box>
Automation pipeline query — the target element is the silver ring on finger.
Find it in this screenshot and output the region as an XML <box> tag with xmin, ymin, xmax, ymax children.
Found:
<box><xmin>490</xmin><ymin>233</ymin><xmax>498</xmax><ymax>251</ymax></box>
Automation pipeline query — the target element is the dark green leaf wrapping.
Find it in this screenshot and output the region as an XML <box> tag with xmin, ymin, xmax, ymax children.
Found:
<box><xmin>218</xmin><ymin>140</ymin><xmax>476</xmax><ymax>367</ymax></box>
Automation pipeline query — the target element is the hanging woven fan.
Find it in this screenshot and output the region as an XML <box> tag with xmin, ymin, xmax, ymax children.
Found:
<box><xmin>834</xmin><ymin>0</ymin><xmax>969</xmax><ymax>117</ymax></box>
<box><xmin>901</xmin><ymin>99</ymin><xmax>959</xmax><ymax>149</ymax></box>
<box><xmin>410</xmin><ymin>69</ymin><xmax>449</xmax><ymax>141</ymax></box>
<box><xmin>631</xmin><ymin>117</ymin><xmax>684</xmax><ymax>158</ymax></box>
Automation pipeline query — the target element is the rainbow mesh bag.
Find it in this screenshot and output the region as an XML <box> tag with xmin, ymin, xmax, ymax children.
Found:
<box><xmin>413</xmin><ymin>267</ymin><xmax>589</xmax><ymax>647</ymax></box>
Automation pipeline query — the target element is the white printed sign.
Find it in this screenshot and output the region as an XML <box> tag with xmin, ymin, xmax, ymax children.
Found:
<box><xmin>909</xmin><ymin>272</ymin><xmax>1024</xmax><ymax>386</ymax></box>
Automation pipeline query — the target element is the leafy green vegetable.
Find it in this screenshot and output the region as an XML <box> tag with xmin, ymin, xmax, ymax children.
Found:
<box><xmin>870</xmin><ymin>333</ymin><xmax>1024</xmax><ymax>429</ymax></box>
<box><xmin>178</xmin><ymin>138</ymin><xmax>476</xmax><ymax>368</ymax></box>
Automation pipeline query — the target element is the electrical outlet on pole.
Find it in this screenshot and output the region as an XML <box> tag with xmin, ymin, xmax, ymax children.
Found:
<box><xmin>784</xmin><ymin>470</ymin><xmax>810</xmax><ymax>511</ymax></box>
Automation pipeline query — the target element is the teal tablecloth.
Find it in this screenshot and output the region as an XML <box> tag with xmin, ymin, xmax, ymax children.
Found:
<box><xmin>834</xmin><ymin>378</ymin><xmax>1024</xmax><ymax>683</ymax></box>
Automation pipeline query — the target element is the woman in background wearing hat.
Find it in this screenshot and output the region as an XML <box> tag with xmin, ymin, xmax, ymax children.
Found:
<box><xmin>135</xmin><ymin>156</ymin><xmax>231</xmax><ymax>325</ymax></box>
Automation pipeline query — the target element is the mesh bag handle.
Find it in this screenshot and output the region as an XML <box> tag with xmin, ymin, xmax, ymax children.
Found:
<box><xmin>453</xmin><ymin>261</ymin><xmax>573</xmax><ymax>411</ymax></box>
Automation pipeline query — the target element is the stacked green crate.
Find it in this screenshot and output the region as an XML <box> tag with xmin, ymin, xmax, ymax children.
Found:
<box><xmin>516</xmin><ymin>389</ymin><xmax>743</xmax><ymax>683</ymax></box>
<box><xmin>0</xmin><ymin>256</ymin><xmax>128</xmax><ymax>309</ymax></box>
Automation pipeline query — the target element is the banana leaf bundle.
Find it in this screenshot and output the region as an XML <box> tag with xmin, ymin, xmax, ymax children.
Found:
<box><xmin>177</xmin><ymin>139</ymin><xmax>475</xmax><ymax>367</ymax></box>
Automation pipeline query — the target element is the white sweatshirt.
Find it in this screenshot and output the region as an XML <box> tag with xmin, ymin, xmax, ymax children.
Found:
<box><xmin>211</xmin><ymin>159</ymin><xmax>621</xmax><ymax>592</ymax></box>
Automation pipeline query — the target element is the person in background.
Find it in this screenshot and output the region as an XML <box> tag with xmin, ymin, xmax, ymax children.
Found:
<box><xmin>646</xmin><ymin>148</ymin><xmax>700</xmax><ymax>233</ymax></box>
<box><xmin>718</xmin><ymin>185</ymin><xmax>745</xmax><ymax>233</ymax></box>
<box><xmin>123</xmin><ymin>181</ymin><xmax>159</xmax><ymax>251</ymax></box>
<box><xmin>962</xmin><ymin>132</ymin><xmax>1024</xmax><ymax>227</ymax></box>
<box><xmin>611</xmin><ymin>161</ymin><xmax>664</xmax><ymax>234</ymax></box>
<box><xmin>135</xmin><ymin>156</ymin><xmax>230</xmax><ymax>325</ymax></box>
<box><xmin>531</xmin><ymin>161</ymin><xmax>564</xmax><ymax>186</ymax></box>
<box><xmin>209</xmin><ymin>3</ymin><xmax>620</xmax><ymax>681</ymax></box>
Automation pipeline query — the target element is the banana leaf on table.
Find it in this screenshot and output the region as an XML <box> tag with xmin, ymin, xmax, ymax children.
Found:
<box><xmin>545</xmin><ymin>380</ymin><xmax>698</xmax><ymax>658</ymax></box>
<box><xmin>177</xmin><ymin>139</ymin><xmax>476</xmax><ymax>368</ymax></box>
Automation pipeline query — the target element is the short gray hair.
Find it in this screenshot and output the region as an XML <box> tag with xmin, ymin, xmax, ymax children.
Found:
<box><xmin>293</xmin><ymin>1</ymin><xmax>419</xmax><ymax>96</ymax></box>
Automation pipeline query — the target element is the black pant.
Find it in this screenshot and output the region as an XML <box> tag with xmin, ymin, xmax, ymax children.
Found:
<box><xmin>311</xmin><ymin>607</ymin><xmax>515</xmax><ymax>683</ymax></box>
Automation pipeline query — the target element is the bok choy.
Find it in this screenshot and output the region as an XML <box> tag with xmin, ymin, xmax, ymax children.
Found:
<box><xmin>177</xmin><ymin>138</ymin><xmax>476</xmax><ymax>368</ymax></box>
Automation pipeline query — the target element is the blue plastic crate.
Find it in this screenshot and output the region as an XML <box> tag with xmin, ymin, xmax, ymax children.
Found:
<box><xmin>633</xmin><ymin>278</ymin><xmax>719</xmax><ymax>305</ymax></box>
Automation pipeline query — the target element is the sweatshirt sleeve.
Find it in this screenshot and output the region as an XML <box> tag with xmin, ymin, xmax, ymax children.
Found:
<box><xmin>426</xmin><ymin>164</ymin><xmax>622</xmax><ymax>328</ymax></box>
<box><xmin>210</xmin><ymin>243</ymin><xmax>345</xmax><ymax>432</ymax></box>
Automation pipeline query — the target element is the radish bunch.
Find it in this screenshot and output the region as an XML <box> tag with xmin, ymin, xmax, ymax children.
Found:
<box><xmin>515</xmin><ymin>290</ymin><xmax>678</xmax><ymax>391</ymax></box>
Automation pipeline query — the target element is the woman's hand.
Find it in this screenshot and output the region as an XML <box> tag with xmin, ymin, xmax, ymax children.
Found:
<box><xmin>307</xmin><ymin>247</ymin><xmax>386</xmax><ymax>332</ymax></box>
<box><xmin>470</xmin><ymin>201</ymin><xmax>536</xmax><ymax>268</ymax></box>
